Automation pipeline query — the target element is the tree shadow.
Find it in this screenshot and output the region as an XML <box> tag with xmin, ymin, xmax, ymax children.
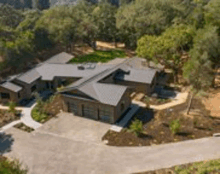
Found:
<box><xmin>0</xmin><ymin>132</ymin><xmax>14</xmax><ymax>155</ymax></box>
<box><xmin>136</xmin><ymin>108</ymin><xmax>155</xmax><ymax>124</ymax></box>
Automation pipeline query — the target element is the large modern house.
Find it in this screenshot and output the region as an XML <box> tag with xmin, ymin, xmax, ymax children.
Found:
<box><xmin>0</xmin><ymin>52</ymin><xmax>159</xmax><ymax>123</ymax></box>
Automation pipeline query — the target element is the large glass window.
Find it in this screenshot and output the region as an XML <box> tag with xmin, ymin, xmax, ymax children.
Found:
<box><xmin>0</xmin><ymin>92</ymin><xmax>10</xmax><ymax>99</ymax></box>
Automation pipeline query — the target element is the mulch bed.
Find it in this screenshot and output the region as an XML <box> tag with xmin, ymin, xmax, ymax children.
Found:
<box><xmin>0</xmin><ymin>110</ymin><xmax>21</xmax><ymax>128</ymax></box>
<box><xmin>141</xmin><ymin>96</ymin><xmax>172</xmax><ymax>106</ymax></box>
<box><xmin>14</xmin><ymin>123</ymin><xmax>34</xmax><ymax>133</ymax></box>
<box><xmin>102</xmin><ymin>97</ymin><xmax>220</xmax><ymax>147</ymax></box>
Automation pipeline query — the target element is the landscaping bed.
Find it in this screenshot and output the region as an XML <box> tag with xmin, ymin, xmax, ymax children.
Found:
<box><xmin>0</xmin><ymin>155</ymin><xmax>27</xmax><ymax>174</ymax></box>
<box><xmin>0</xmin><ymin>109</ymin><xmax>21</xmax><ymax>128</ymax></box>
<box><xmin>141</xmin><ymin>96</ymin><xmax>172</xmax><ymax>106</ymax></box>
<box><xmin>32</xmin><ymin>94</ymin><xmax>64</xmax><ymax>123</ymax></box>
<box><xmin>14</xmin><ymin>123</ymin><xmax>34</xmax><ymax>133</ymax></box>
<box><xmin>103</xmin><ymin>97</ymin><xmax>220</xmax><ymax>146</ymax></box>
<box><xmin>136</xmin><ymin>158</ymin><xmax>220</xmax><ymax>174</ymax></box>
<box><xmin>69</xmin><ymin>50</ymin><xmax>126</xmax><ymax>63</ymax></box>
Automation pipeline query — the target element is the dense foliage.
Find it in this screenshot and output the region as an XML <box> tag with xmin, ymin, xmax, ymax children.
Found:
<box><xmin>0</xmin><ymin>0</ymin><xmax>220</xmax><ymax>91</ymax></box>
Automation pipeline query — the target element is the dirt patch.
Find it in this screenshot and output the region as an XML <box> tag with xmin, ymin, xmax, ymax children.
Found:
<box><xmin>103</xmin><ymin>97</ymin><xmax>220</xmax><ymax>147</ymax></box>
<box><xmin>0</xmin><ymin>110</ymin><xmax>21</xmax><ymax>128</ymax></box>
<box><xmin>202</xmin><ymin>89</ymin><xmax>220</xmax><ymax>118</ymax></box>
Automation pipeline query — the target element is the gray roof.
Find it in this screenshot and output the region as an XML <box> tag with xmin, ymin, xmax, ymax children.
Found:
<box><xmin>16</xmin><ymin>69</ymin><xmax>41</xmax><ymax>84</ymax></box>
<box><xmin>45</xmin><ymin>52</ymin><xmax>74</xmax><ymax>64</ymax></box>
<box><xmin>0</xmin><ymin>82</ymin><xmax>22</xmax><ymax>92</ymax></box>
<box><xmin>115</xmin><ymin>67</ymin><xmax>157</xmax><ymax>84</ymax></box>
<box><xmin>36</xmin><ymin>63</ymin><xmax>113</xmax><ymax>81</ymax></box>
<box><xmin>78</xmin><ymin>82</ymin><xmax>127</xmax><ymax>106</ymax></box>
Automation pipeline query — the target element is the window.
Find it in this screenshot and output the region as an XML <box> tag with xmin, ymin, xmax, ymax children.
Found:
<box><xmin>0</xmin><ymin>92</ymin><xmax>10</xmax><ymax>99</ymax></box>
<box><xmin>31</xmin><ymin>84</ymin><xmax>37</xmax><ymax>92</ymax></box>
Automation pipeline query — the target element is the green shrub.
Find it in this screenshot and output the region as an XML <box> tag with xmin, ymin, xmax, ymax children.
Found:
<box><xmin>31</xmin><ymin>108</ymin><xmax>48</xmax><ymax>123</ymax></box>
<box><xmin>8</xmin><ymin>101</ymin><xmax>16</xmax><ymax>113</ymax></box>
<box><xmin>169</xmin><ymin>119</ymin><xmax>180</xmax><ymax>134</ymax></box>
<box><xmin>129</xmin><ymin>119</ymin><xmax>143</xmax><ymax>137</ymax></box>
<box><xmin>0</xmin><ymin>157</ymin><xmax>27</xmax><ymax>174</ymax></box>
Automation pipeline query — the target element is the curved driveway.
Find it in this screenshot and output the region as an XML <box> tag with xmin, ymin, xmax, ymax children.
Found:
<box><xmin>3</xmin><ymin>113</ymin><xmax>220</xmax><ymax>174</ymax></box>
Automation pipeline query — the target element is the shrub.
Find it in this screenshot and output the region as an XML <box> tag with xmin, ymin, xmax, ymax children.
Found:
<box><xmin>144</xmin><ymin>96</ymin><xmax>150</xmax><ymax>107</ymax></box>
<box><xmin>129</xmin><ymin>119</ymin><xmax>143</xmax><ymax>137</ymax></box>
<box><xmin>8</xmin><ymin>101</ymin><xmax>16</xmax><ymax>113</ymax></box>
<box><xmin>169</xmin><ymin>119</ymin><xmax>180</xmax><ymax>134</ymax></box>
<box><xmin>0</xmin><ymin>157</ymin><xmax>28</xmax><ymax>174</ymax></box>
<box><xmin>31</xmin><ymin>107</ymin><xmax>48</xmax><ymax>123</ymax></box>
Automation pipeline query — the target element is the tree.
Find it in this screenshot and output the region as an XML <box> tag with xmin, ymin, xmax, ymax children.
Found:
<box><xmin>92</xmin><ymin>2</ymin><xmax>118</xmax><ymax>42</ymax></box>
<box><xmin>129</xmin><ymin>119</ymin><xmax>143</xmax><ymax>137</ymax></box>
<box><xmin>35</xmin><ymin>0</ymin><xmax>50</xmax><ymax>10</ymax></box>
<box><xmin>204</xmin><ymin>0</ymin><xmax>220</xmax><ymax>34</ymax></box>
<box><xmin>17</xmin><ymin>10</ymin><xmax>42</xmax><ymax>31</ymax></box>
<box><xmin>116</xmin><ymin>0</ymin><xmax>181</xmax><ymax>48</ymax></box>
<box><xmin>0</xmin><ymin>4</ymin><xmax>24</xmax><ymax>28</ymax></box>
<box><xmin>137</xmin><ymin>24</ymin><xmax>195</xmax><ymax>83</ymax></box>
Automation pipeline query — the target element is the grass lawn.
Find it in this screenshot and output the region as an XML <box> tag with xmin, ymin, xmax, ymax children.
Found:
<box><xmin>69</xmin><ymin>50</ymin><xmax>126</xmax><ymax>63</ymax></box>
<box><xmin>137</xmin><ymin>158</ymin><xmax>220</xmax><ymax>174</ymax></box>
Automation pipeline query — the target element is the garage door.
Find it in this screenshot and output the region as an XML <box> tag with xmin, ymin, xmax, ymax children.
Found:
<box><xmin>82</xmin><ymin>105</ymin><xmax>96</xmax><ymax>119</ymax></box>
<box><xmin>68</xmin><ymin>102</ymin><xmax>78</xmax><ymax>115</ymax></box>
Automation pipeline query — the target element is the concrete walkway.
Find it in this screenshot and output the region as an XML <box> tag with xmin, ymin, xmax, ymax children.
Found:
<box><xmin>4</xmin><ymin>126</ymin><xmax>220</xmax><ymax>174</ymax></box>
<box><xmin>0</xmin><ymin>100</ymin><xmax>42</xmax><ymax>131</ymax></box>
<box><xmin>110</xmin><ymin>103</ymin><xmax>140</xmax><ymax>132</ymax></box>
<box><xmin>133</xmin><ymin>92</ymin><xmax>189</xmax><ymax>111</ymax></box>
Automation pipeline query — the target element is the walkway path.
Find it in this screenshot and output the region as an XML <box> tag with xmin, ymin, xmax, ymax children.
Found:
<box><xmin>110</xmin><ymin>103</ymin><xmax>140</xmax><ymax>132</ymax></box>
<box><xmin>0</xmin><ymin>100</ymin><xmax>42</xmax><ymax>131</ymax></box>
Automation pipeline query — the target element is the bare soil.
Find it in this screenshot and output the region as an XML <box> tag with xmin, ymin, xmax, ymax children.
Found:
<box><xmin>0</xmin><ymin>110</ymin><xmax>21</xmax><ymax>128</ymax></box>
<box><xmin>202</xmin><ymin>89</ymin><xmax>220</xmax><ymax>118</ymax></box>
<box><xmin>102</xmin><ymin>97</ymin><xmax>220</xmax><ymax>147</ymax></box>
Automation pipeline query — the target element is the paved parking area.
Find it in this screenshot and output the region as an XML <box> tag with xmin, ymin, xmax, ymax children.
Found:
<box><xmin>35</xmin><ymin>112</ymin><xmax>111</xmax><ymax>144</ymax></box>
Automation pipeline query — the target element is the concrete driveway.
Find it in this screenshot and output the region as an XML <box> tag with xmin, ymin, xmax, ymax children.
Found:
<box><xmin>3</xmin><ymin>112</ymin><xmax>220</xmax><ymax>174</ymax></box>
<box><xmin>35</xmin><ymin>112</ymin><xmax>111</xmax><ymax>144</ymax></box>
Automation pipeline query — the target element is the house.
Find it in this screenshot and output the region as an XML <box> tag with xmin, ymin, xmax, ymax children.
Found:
<box><xmin>0</xmin><ymin>52</ymin><xmax>158</xmax><ymax>124</ymax></box>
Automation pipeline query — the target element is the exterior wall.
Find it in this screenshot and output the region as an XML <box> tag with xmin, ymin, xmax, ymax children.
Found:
<box><xmin>114</xmin><ymin>89</ymin><xmax>131</xmax><ymax>122</ymax></box>
<box><xmin>0</xmin><ymin>87</ymin><xmax>19</xmax><ymax>103</ymax></box>
<box><xmin>62</xmin><ymin>95</ymin><xmax>115</xmax><ymax>123</ymax></box>
<box><xmin>12</xmin><ymin>78</ymin><xmax>42</xmax><ymax>99</ymax></box>
<box><xmin>61</xmin><ymin>89</ymin><xmax>131</xmax><ymax>124</ymax></box>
